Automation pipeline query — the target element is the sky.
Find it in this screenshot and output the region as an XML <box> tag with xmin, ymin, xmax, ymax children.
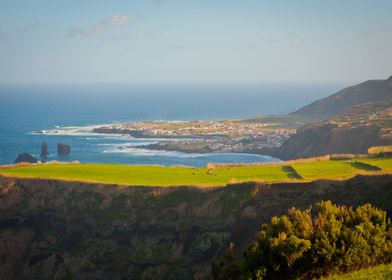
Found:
<box><xmin>0</xmin><ymin>0</ymin><xmax>391</xmax><ymax>83</ymax></box>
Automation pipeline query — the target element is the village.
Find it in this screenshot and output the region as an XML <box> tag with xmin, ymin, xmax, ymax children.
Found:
<box><xmin>93</xmin><ymin>120</ymin><xmax>295</xmax><ymax>154</ymax></box>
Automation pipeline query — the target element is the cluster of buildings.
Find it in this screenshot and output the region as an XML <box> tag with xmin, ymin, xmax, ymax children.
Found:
<box><xmin>104</xmin><ymin>120</ymin><xmax>285</xmax><ymax>138</ymax></box>
<box><xmin>95</xmin><ymin>120</ymin><xmax>295</xmax><ymax>153</ymax></box>
<box><xmin>171</xmin><ymin>129</ymin><xmax>293</xmax><ymax>153</ymax></box>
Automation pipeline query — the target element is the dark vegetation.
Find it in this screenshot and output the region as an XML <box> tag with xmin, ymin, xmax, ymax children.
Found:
<box><xmin>1</xmin><ymin>174</ymin><xmax>392</xmax><ymax>279</ymax></box>
<box><xmin>213</xmin><ymin>201</ymin><xmax>392</xmax><ymax>279</ymax></box>
<box><xmin>348</xmin><ymin>161</ymin><xmax>381</xmax><ymax>171</ymax></box>
<box><xmin>281</xmin><ymin>165</ymin><xmax>302</xmax><ymax>179</ymax></box>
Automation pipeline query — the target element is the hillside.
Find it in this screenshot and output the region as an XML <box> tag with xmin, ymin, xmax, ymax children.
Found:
<box><xmin>266</xmin><ymin>100</ymin><xmax>392</xmax><ymax>160</ymax></box>
<box><xmin>1</xmin><ymin>174</ymin><xmax>392</xmax><ymax>279</ymax></box>
<box><xmin>291</xmin><ymin>76</ymin><xmax>392</xmax><ymax>120</ymax></box>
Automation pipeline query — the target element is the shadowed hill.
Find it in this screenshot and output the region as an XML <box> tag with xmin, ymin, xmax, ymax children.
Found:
<box><xmin>264</xmin><ymin>100</ymin><xmax>392</xmax><ymax>159</ymax></box>
<box><xmin>291</xmin><ymin>76</ymin><xmax>392</xmax><ymax>120</ymax></box>
<box><xmin>0</xmin><ymin>174</ymin><xmax>391</xmax><ymax>279</ymax></box>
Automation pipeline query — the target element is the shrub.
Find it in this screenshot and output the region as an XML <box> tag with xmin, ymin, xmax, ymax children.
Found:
<box><xmin>368</xmin><ymin>145</ymin><xmax>392</xmax><ymax>155</ymax></box>
<box><xmin>329</xmin><ymin>154</ymin><xmax>365</xmax><ymax>160</ymax></box>
<box><xmin>214</xmin><ymin>201</ymin><xmax>392</xmax><ymax>279</ymax></box>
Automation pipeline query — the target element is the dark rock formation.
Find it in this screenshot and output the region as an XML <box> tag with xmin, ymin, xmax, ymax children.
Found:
<box><xmin>40</xmin><ymin>142</ymin><xmax>49</xmax><ymax>158</ymax></box>
<box><xmin>57</xmin><ymin>143</ymin><xmax>71</xmax><ymax>155</ymax></box>
<box><xmin>14</xmin><ymin>153</ymin><xmax>38</xmax><ymax>164</ymax></box>
<box><xmin>92</xmin><ymin>127</ymin><xmax>145</xmax><ymax>137</ymax></box>
<box><xmin>0</xmin><ymin>174</ymin><xmax>391</xmax><ymax>279</ymax></box>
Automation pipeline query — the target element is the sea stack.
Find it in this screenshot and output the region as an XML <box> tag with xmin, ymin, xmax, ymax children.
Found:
<box><xmin>14</xmin><ymin>153</ymin><xmax>38</xmax><ymax>164</ymax></box>
<box><xmin>57</xmin><ymin>143</ymin><xmax>71</xmax><ymax>156</ymax></box>
<box><xmin>41</xmin><ymin>142</ymin><xmax>49</xmax><ymax>158</ymax></box>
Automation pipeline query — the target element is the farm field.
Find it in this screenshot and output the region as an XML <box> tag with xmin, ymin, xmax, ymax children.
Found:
<box><xmin>1</xmin><ymin>157</ymin><xmax>392</xmax><ymax>187</ymax></box>
<box><xmin>354</xmin><ymin>157</ymin><xmax>392</xmax><ymax>171</ymax></box>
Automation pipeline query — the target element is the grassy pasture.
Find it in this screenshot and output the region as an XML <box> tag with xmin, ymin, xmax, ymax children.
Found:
<box><xmin>323</xmin><ymin>263</ymin><xmax>392</xmax><ymax>280</ymax></box>
<box><xmin>291</xmin><ymin>160</ymin><xmax>367</xmax><ymax>181</ymax></box>
<box><xmin>0</xmin><ymin>164</ymin><xmax>290</xmax><ymax>187</ymax></box>
<box><xmin>1</xmin><ymin>157</ymin><xmax>392</xmax><ymax>187</ymax></box>
<box><xmin>356</xmin><ymin>158</ymin><xmax>392</xmax><ymax>171</ymax></box>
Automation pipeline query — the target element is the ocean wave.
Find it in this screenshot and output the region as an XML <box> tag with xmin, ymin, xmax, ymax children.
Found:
<box><xmin>101</xmin><ymin>144</ymin><xmax>215</xmax><ymax>158</ymax></box>
<box><xmin>30</xmin><ymin>123</ymin><xmax>133</xmax><ymax>137</ymax></box>
<box><xmin>97</xmin><ymin>141</ymin><xmax>157</xmax><ymax>147</ymax></box>
<box><xmin>99</xmin><ymin>143</ymin><xmax>280</xmax><ymax>161</ymax></box>
<box><xmin>30</xmin><ymin>123</ymin><xmax>197</xmax><ymax>141</ymax></box>
<box><xmin>31</xmin><ymin>125</ymin><xmax>100</xmax><ymax>136</ymax></box>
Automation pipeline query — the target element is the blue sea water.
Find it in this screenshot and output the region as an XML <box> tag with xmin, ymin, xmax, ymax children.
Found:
<box><xmin>0</xmin><ymin>82</ymin><xmax>345</xmax><ymax>167</ymax></box>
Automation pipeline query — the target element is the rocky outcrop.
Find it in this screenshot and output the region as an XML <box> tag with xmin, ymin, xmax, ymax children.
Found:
<box><xmin>57</xmin><ymin>143</ymin><xmax>70</xmax><ymax>155</ymax></box>
<box><xmin>92</xmin><ymin>127</ymin><xmax>145</xmax><ymax>137</ymax></box>
<box><xmin>14</xmin><ymin>153</ymin><xmax>38</xmax><ymax>164</ymax></box>
<box><xmin>0</xmin><ymin>174</ymin><xmax>391</xmax><ymax>279</ymax></box>
<box><xmin>40</xmin><ymin>142</ymin><xmax>48</xmax><ymax>158</ymax></box>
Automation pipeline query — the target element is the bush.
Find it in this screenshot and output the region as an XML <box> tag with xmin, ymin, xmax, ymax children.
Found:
<box><xmin>368</xmin><ymin>145</ymin><xmax>392</xmax><ymax>155</ymax></box>
<box><xmin>214</xmin><ymin>201</ymin><xmax>392</xmax><ymax>279</ymax></box>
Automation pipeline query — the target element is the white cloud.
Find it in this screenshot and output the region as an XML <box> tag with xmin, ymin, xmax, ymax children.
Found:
<box><xmin>67</xmin><ymin>14</ymin><xmax>134</xmax><ymax>38</ymax></box>
<box><xmin>109</xmin><ymin>15</ymin><xmax>130</xmax><ymax>27</ymax></box>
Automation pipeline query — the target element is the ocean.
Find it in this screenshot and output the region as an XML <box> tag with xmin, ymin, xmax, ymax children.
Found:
<box><xmin>0</xmin><ymin>82</ymin><xmax>345</xmax><ymax>167</ymax></box>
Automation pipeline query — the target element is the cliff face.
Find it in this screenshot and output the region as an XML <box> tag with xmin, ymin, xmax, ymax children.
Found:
<box><xmin>270</xmin><ymin>122</ymin><xmax>390</xmax><ymax>160</ymax></box>
<box><xmin>267</xmin><ymin>101</ymin><xmax>392</xmax><ymax>160</ymax></box>
<box><xmin>1</xmin><ymin>175</ymin><xmax>392</xmax><ymax>280</ymax></box>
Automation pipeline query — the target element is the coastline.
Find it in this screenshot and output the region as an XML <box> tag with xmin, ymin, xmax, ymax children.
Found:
<box><xmin>89</xmin><ymin>119</ymin><xmax>296</xmax><ymax>155</ymax></box>
<box><xmin>29</xmin><ymin>118</ymin><xmax>297</xmax><ymax>160</ymax></box>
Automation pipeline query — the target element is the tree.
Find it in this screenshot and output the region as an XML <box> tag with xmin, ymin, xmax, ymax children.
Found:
<box><xmin>215</xmin><ymin>201</ymin><xmax>392</xmax><ymax>279</ymax></box>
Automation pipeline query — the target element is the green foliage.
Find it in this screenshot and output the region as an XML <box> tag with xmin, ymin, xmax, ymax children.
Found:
<box><xmin>322</xmin><ymin>263</ymin><xmax>392</xmax><ymax>279</ymax></box>
<box><xmin>356</xmin><ymin>158</ymin><xmax>392</xmax><ymax>172</ymax></box>
<box><xmin>368</xmin><ymin>145</ymin><xmax>392</xmax><ymax>155</ymax></box>
<box><xmin>281</xmin><ymin>165</ymin><xmax>302</xmax><ymax>179</ymax></box>
<box><xmin>214</xmin><ymin>201</ymin><xmax>392</xmax><ymax>279</ymax></box>
<box><xmin>349</xmin><ymin>161</ymin><xmax>381</xmax><ymax>171</ymax></box>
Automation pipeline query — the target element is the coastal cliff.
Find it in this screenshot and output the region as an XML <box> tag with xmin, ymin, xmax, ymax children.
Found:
<box><xmin>1</xmin><ymin>175</ymin><xmax>392</xmax><ymax>279</ymax></box>
<box><xmin>266</xmin><ymin>100</ymin><xmax>392</xmax><ymax>160</ymax></box>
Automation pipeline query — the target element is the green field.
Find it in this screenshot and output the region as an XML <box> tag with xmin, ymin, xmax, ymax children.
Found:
<box><xmin>354</xmin><ymin>157</ymin><xmax>392</xmax><ymax>171</ymax></box>
<box><xmin>323</xmin><ymin>263</ymin><xmax>392</xmax><ymax>280</ymax></box>
<box><xmin>1</xmin><ymin>157</ymin><xmax>392</xmax><ymax>187</ymax></box>
<box><xmin>291</xmin><ymin>160</ymin><xmax>362</xmax><ymax>181</ymax></box>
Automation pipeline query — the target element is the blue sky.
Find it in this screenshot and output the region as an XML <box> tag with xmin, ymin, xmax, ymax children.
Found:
<box><xmin>0</xmin><ymin>0</ymin><xmax>391</xmax><ymax>83</ymax></box>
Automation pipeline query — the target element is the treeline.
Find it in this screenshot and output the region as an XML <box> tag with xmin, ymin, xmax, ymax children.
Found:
<box><xmin>213</xmin><ymin>201</ymin><xmax>392</xmax><ymax>279</ymax></box>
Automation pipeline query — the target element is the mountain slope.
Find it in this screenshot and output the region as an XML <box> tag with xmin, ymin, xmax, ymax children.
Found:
<box><xmin>267</xmin><ymin>100</ymin><xmax>392</xmax><ymax>159</ymax></box>
<box><xmin>291</xmin><ymin>76</ymin><xmax>392</xmax><ymax>120</ymax></box>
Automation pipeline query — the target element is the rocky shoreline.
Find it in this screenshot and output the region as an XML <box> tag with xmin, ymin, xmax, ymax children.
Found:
<box><xmin>138</xmin><ymin>140</ymin><xmax>275</xmax><ymax>155</ymax></box>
